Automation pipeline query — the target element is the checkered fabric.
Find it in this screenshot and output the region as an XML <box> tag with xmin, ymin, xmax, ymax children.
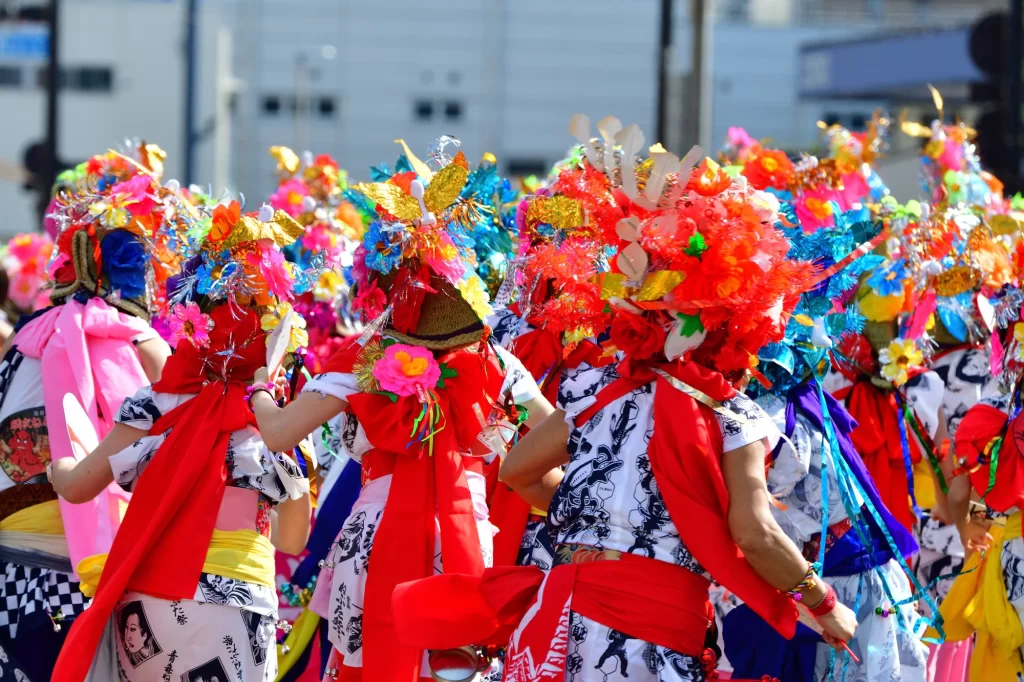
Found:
<box><xmin>0</xmin><ymin>562</ymin><xmax>87</xmax><ymax>637</ymax></box>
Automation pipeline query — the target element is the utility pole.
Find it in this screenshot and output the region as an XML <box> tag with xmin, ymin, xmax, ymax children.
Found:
<box><xmin>684</xmin><ymin>0</ymin><xmax>706</xmax><ymax>148</ymax></box>
<box><xmin>41</xmin><ymin>0</ymin><xmax>59</xmax><ymax>222</ymax></box>
<box><xmin>656</xmin><ymin>0</ymin><xmax>674</xmax><ymax>147</ymax></box>
<box><xmin>1009</xmin><ymin>0</ymin><xmax>1023</xmax><ymax>188</ymax></box>
<box><xmin>183</xmin><ymin>0</ymin><xmax>197</xmax><ymax>185</ymax></box>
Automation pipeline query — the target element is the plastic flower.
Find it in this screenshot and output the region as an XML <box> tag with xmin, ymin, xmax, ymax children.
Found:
<box><xmin>313</xmin><ymin>270</ymin><xmax>344</xmax><ymax>303</ymax></box>
<box><xmin>456</xmin><ymin>274</ymin><xmax>493</xmax><ymax>320</ymax></box>
<box><xmin>794</xmin><ymin>188</ymin><xmax>839</xmax><ymax>232</ymax></box>
<box><xmin>109</xmin><ymin>174</ymin><xmax>157</xmax><ymax>218</ymax></box>
<box><xmin>260</xmin><ymin>301</ymin><xmax>309</xmax><ymax>352</ymax></box>
<box><xmin>372</xmin><ymin>343</ymin><xmax>441</xmax><ymax>397</ymax></box>
<box><xmin>353</xmin><ymin>280</ymin><xmax>387</xmax><ymax>319</ymax></box>
<box><xmin>209</xmin><ymin>201</ymin><xmax>241</xmax><ymax>243</ymax></box>
<box><xmin>742</xmin><ymin>150</ymin><xmax>795</xmax><ymax>191</ymax></box>
<box><xmin>686</xmin><ymin>158</ymin><xmax>732</xmax><ymax>197</ymax></box>
<box><xmin>1014</xmin><ymin>322</ymin><xmax>1024</xmax><ymax>363</ymax></box>
<box><xmin>9</xmin><ymin>272</ymin><xmax>43</xmax><ymax>311</ymax></box>
<box><xmin>169</xmin><ymin>302</ymin><xmax>213</xmax><ymax>349</ymax></box>
<box><xmin>865</xmin><ymin>260</ymin><xmax>908</xmax><ymax>298</ymax></box>
<box><xmin>100</xmin><ymin>231</ymin><xmax>147</xmax><ymax>298</ymax></box>
<box><xmin>269</xmin><ymin>179</ymin><xmax>309</xmax><ymax>218</ymax></box>
<box><xmin>258</xmin><ymin>246</ymin><xmax>295</xmax><ymax>301</ymax></box>
<box><xmin>301</xmin><ymin>223</ymin><xmax>338</xmax><ymax>255</ymax></box>
<box><xmin>362</xmin><ymin>221</ymin><xmax>405</xmax><ymax>274</ymax></box>
<box><xmin>878</xmin><ymin>338</ymin><xmax>923</xmax><ymax>387</ymax></box>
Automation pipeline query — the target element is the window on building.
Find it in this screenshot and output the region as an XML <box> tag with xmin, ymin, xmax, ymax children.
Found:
<box><xmin>850</xmin><ymin>113</ymin><xmax>867</xmax><ymax>130</ymax></box>
<box><xmin>75</xmin><ymin>66</ymin><xmax>113</xmax><ymax>92</ymax></box>
<box><xmin>414</xmin><ymin>99</ymin><xmax>434</xmax><ymax>121</ymax></box>
<box><xmin>508</xmin><ymin>158</ymin><xmax>547</xmax><ymax>177</ymax></box>
<box><xmin>36</xmin><ymin>67</ymin><xmax>67</xmax><ymax>89</ymax></box>
<box><xmin>0</xmin><ymin>66</ymin><xmax>22</xmax><ymax>87</ymax></box>
<box><xmin>262</xmin><ymin>95</ymin><xmax>281</xmax><ymax>116</ymax></box>
<box><xmin>317</xmin><ymin>96</ymin><xmax>337</xmax><ymax>118</ymax></box>
<box><xmin>447</xmin><ymin>70</ymin><xmax>461</xmax><ymax>86</ymax></box>
<box><xmin>822</xmin><ymin>112</ymin><xmax>841</xmax><ymax>127</ymax></box>
<box><xmin>444</xmin><ymin>100</ymin><xmax>463</xmax><ymax>122</ymax></box>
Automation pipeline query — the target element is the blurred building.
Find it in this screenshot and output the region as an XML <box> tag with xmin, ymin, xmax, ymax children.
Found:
<box><xmin>0</xmin><ymin>0</ymin><xmax>1009</xmax><ymax>236</ymax></box>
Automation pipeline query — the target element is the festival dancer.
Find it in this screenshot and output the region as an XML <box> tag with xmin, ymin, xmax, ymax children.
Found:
<box><xmin>391</xmin><ymin>116</ymin><xmax>858</xmax><ymax>682</ymax></box>
<box><xmin>246</xmin><ymin>141</ymin><xmax>551</xmax><ymax>681</ymax></box>
<box><xmin>0</xmin><ymin>146</ymin><xmax>177</xmax><ymax>682</ymax></box>
<box><xmin>48</xmin><ymin>201</ymin><xmax>316</xmax><ymax>682</ymax></box>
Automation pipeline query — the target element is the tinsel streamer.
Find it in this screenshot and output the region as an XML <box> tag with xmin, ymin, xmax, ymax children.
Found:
<box><xmin>895</xmin><ymin>398</ymin><xmax>922</xmax><ymax>520</ymax></box>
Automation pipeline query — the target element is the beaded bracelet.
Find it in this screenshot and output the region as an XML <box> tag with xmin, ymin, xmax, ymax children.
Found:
<box><xmin>787</xmin><ymin>562</ymin><xmax>817</xmax><ymax>601</ymax></box>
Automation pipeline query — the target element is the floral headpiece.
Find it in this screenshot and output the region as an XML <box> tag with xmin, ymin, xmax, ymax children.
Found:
<box><xmin>553</xmin><ymin>115</ymin><xmax>813</xmax><ymax>376</ymax></box>
<box><xmin>3</xmin><ymin>233</ymin><xmax>54</xmax><ymax>313</ymax></box>
<box><xmin>165</xmin><ymin>200</ymin><xmax>311</xmax><ymax>354</ymax></box>
<box><xmin>349</xmin><ymin>138</ymin><xmax>503</xmax><ymax>350</ymax></box>
<box><xmin>266</xmin><ymin>146</ymin><xmax>369</xmax><ymax>371</ymax></box>
<box><xmin>46</xmin><ymin>143</ymin><xmax>188</xmax><ymax>320</ymax></box>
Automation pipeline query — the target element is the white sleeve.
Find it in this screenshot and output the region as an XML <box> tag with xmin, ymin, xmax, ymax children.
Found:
<box><xmin>495</xmin><ymin>345</ymin><xmax>543</xmax><ymax>405</ymax></box>
<box><xmin>716</xmin><ymin>393</ymin><xmax>781</xmax><ymax>453</ymax></box>
<box><xmin>302</xmin><ymin>371</ymin><xmax>360</xmax><ymax>402</ymax></box>
<box><xmin>905</xmin><ymin>370</ymin><xmax>944</xmax><ymax>439</ymax></box>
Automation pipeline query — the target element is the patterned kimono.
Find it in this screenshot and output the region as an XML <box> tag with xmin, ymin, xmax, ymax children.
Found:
<box><xmin>108</xmin><ymin>386</ymin><xmax>309</xmax><ymax>682</ymax></box>
<box><xmin>759</xmin><ymin>393</ymin><xmax>929</xmax><ymax>682</ymax></box>
<box><xmin>303</xmin><ymin>342</ymin><xmax>542</xmax><ymax>674</ymax></box>
<box><xmin>551</xmin><ymin>363</ymin><xmax>778</xmax><ymax>682</ymax></box>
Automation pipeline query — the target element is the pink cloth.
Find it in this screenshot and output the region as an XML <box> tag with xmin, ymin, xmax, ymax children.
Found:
<box><xmin>16</xmin><ymin>297</ymin><xmax>150</xmax><ymax>575</ymax></box>
<box><xmin>927</xmin><ymin>640</ymin><xmax>972</xmax><ymax>682</ymax></box>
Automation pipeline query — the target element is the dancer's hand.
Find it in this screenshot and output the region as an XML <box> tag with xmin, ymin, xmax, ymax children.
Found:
<box><xmin>817</xmin><ymin>601</ymin><xmax>857</xmax><ymax>645</ymax></box>
<box><xmin>958</xmin><ymin>518</ymin><xmax>993</xmax><ymax>555</ymax></box>
<box><xmin>252</xmin><ymin>367</ymin><xmax>287</xmax><ymax>400</ymax></box>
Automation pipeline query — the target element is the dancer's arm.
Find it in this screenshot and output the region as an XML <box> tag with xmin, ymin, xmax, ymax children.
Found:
<box><xmin>250</xmin><ymin>385</ymin><xmax>347</xmax><ymax>454</ymax></box>
<box><xmin>48</xmin><ymin>423</ymin><xmax>147</xmax><ymax>503</ymax></box>
<box><xmin>135</xmin><ymin>337</ymin><xmax>171</xmax><ymax>384</ymax></box>
<box><xmin>723</xmin><ymin>439</ymin><xmax>858</xmax><ymax>645</ymax></box>
<box><xmin>499</xmin><ymin>410</ymin><xmax>568</xmax><ymax>509</ymax></box>
<box><xmin>271</xmin><ymin>493</ymin><xmax>313</xmax><ymax>555</ymax></box>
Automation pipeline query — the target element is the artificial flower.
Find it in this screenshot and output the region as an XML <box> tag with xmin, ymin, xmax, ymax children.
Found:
<box><xmin>313</xmin><ymin>270</ymin><xmax>345</xmax><ymax>303</ymax></box>
<box><xmin>269</xmin><ymin>179</ymin><xmax>309</xmax><ymax>218</ymax></box>
<box><xmin>258</xmin><ymin>246</ymin><xmax>295</xmax><ymax>301</ymax></box>
<box><xmin>372</xmin><ymin>343</ymin><xmax>441</xmax><ymax>397</ymax></box>
<box><xmin>353</xmin><ymin>280</ymin><xmax>387</xmax><ymax>320</ymax></box>
<box><xmin>109</xmin><ymin>174</ymin><xmax>157</xmax><ymax>218</ymax></box>
<box><xmin>259</xmin><ymin>301</ymin><xmax>309</xmax><ymax>351</ymax></box>
<box><xmin>301</xmin><ymin>223</ymin><xmax>339</xmax><ymax>255</ymax></box>
<box><xmin>686</xmin><ymin>158</ymin><xmax>732</xmax><ymax>197</ymax></box>
<box><xmin>609</xmin><ymin>311</ymin><xmax>667</xmax><ymax>361</ymax></box>
<box><xmin>456</xmin><ymin>274</ymin><xmax>493</xmax><ymax>320</ymax></box>
<box><xmin>209</xmin><ymin>201</ymin><xmax>241</xmax><ymax>243</ymax></box>
<box><xmin>362</xmin><ymin>221</ymin><xmax>405</xmax><ymax>274</ymax></box>
<box><xmin>100</xmin><ymin>231</ymin><xmax>147</xmax><ymax>298</ymax></box>
<box><xmin>169</xmin><ymin>302</ymin><xmax>213</xmax><ymax>349</ymax></box>
<box><xmin>865</xmin><ymin>260</ymin><xmax>908</xmax><ymax>297</ymax></box>
<box><xmin>742</xmin><ymin>149</ymin><xmax>795</xmax><ymax>191</ymax></box>
<box><xmin>9</xmin><ymin>273</ymin><xmax>43</xmax><ymax>311</ymax></box>
<box><xmin>878</xmin><ymin>337</ymin><xmax>923</xmax><ymax>387</ymax></box>
<box><xmin>420</xmin><ymin>232</ymin><xmax>466</xmax><ymax>283</ymax></box>
<box><xmin>1013</xmin><ymin>322</ymin><xmax>1024</xmax><ymax>363</ymax></box>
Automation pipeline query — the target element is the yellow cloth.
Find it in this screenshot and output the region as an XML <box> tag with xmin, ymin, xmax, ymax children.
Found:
<box><xmin>275</xmin><ymin>608</ymin><xmax>321</xmax><ymax>682</ymax></box>
<box><xmin>0</xmin><ymin>499</ymin><xmax>64</xmax><ymax>535</ymax></box>
<box><xmin>77</xmin><ymin>528</ymin><xmax>275</xmax><ymax>598</ymax></box>
<box><xmin>528</xmin><ymin>507</ymin><xmax>548</xmax><ymax>517</ymax></box>
<box><xmin>927</xmin><ymin>512</ymin><xmax>1024</xmax><ymax>680</ymax></box>
<box><xmin>913</xmin><ymin>460</ymin><xmax>937</xmax><ymax>512</ymax></box>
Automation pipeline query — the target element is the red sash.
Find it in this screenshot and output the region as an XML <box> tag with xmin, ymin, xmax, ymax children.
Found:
<box><xmin>321</xmin><ymin>341</ymin><xmax>504</xmax><ymax>681</ymax></box>
<box><xmin>573</xmin><ymin>359</ymin><xmax>798</xmax><ymax>638</ymax></box>
<box><xmin>955</xmin><ymin>402</ymin><xmax>1024</xmax><ymax>513</ymax></box>
<box><xmin>392</xmin><ymin>550</ymin><xmax>712</xmax><ymax>682</ymax></box>
<box><xmin>53</xmin><ymin>307</ymin><xmax>265</xmax><ymax>682</ymax></box>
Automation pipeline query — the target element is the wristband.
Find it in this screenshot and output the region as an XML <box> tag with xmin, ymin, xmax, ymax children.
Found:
<box><xmin>808</xmin><ymin>584</ymin><xmax>838</xmax><ymax>617</ymax></box>
<box><xmin>246</xmin><ymin>383</ymin><xmax>274</xmax><ymax>410</ymax></box>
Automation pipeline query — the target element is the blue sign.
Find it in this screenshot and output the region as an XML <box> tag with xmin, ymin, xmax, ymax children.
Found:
<box><xmin>0</xmin><ymin>28</ymin><xmax>49</xmax><ymax>62</ymax></box>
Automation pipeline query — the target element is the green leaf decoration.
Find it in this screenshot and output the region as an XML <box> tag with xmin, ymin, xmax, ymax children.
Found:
<box><xmin>684</xmin><ymin>233</ymin><xmax>707</xmax><ymax>257</ymax></box>
<box><xmin>676</xmin><ymin>312</ymin><xmax>704</xmax><ymax>337</ymax></box>
<box><xmin>373</xmin><ymin>390</ymin><xmax>399</xmax><ymax>403</ymax></box>
<box><xmin>381</xmin><ymin>338</ymin><xmax>398</xmax><ymax>348</ymax></box>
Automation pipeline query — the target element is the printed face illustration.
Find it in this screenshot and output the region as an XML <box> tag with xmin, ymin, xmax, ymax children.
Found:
<box><xmin>124</xmin><ymin>613</ymin><xmax>147</xmax><ymax>653</ymax></box>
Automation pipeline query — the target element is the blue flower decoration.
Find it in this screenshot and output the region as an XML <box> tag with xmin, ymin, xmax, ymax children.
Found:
<box><xmin>362</xmin><ymin>221</ymin><xmax>404</xmax><ymax>274</ymax></box>
<box><xmin>865</xmin><ymin>259</ymin><xmax>908</xmax><ymax>297</ymax></box>
<box><xmin>100</xmin><ymin>231</ymin><xmax>147</xmax><ymax>299</ymax></box>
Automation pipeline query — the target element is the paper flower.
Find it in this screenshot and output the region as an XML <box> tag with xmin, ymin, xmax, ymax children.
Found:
<box><xmin>109</xmin><ymin>174</ymin><xmax>157</xmax><ymax>218</ymax></box>
<box><xmin>353</xmin><ymin>280</ymin><xmax>387</xmax><ymax>319</ymax></box>
<box><xmin>372</xmin><ymin>343</ymin><xmax>441</xmax><ymax>397</ymax></box>
<box><xmin>1013</xmin><ymin>322</ymin><xmax>1024</xmax><ymax>363</ymax></box>
<box><xmin>742</xmin><ymin>149</ymin><xmax>795</xmax><ymax>191</ymax></box>
<box><xmin>169</xmin><ymin>302</ymin><xmax>213</xmax><ymax>349</ymax></box>
<box><xmin>865</xmin><ymin>259</ymin><xmax>908</xmax><ymax>297</ymax></box>
<box><xmin>260</xmin><ymin>301</ymin><xmax>309</xmax><ymax>352</ymax></box>
<box><xmin>100</xmin><ymin>231</ymin><xmax>148</xmax><ymax>298</ymax></box>
<box><xmin>456</xmin><ymin>274</ymin><xmax>493</xmax><ymax>320</ymax></box>
<box><xmin>269</xmin><ymin>179</ymin><xmax>309</xmax><ymax>218</ymax></box>
<box><xmin>362</xmin><ymin>221</ymin><xmax>405</xmax><ymax>274</ymax></box>
<box><xmin>209</xmin><ymin>201</ymin><xmax>241</xmax><ymax>243</ymax></box>
<box><xmin>878</xmin><ymin>337</ymin><xmax>923</xmax><ymax>387</ymax></box>
<box><xmin>258</xmin><ymin>246</ymin><xmax>295</xmax><ymax>301</ymax></box>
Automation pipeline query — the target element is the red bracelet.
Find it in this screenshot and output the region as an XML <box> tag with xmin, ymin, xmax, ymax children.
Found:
<box><xmin>808</xmin><ymin>584</ymin><xmax>838</xmax><ymax>617</ymax></box>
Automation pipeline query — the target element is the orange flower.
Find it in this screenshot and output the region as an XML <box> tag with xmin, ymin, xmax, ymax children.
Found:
<box><xmin>686</xmin><ymin>158</ymin><xmax>732</xmax><ymax>197</ymax></box>
<box><xmin>742</xmin><ymin>149</ymin><xmax>795</xmax><ymax>191</ymax></box>
<box><xmin>210</xmin><ymin>201</ymin><xmax>241</xmax><ymax>243</ymax></box>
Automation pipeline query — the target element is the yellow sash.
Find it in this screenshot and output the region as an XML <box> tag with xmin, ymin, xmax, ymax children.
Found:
<box><xmin>77</xmin><ymin>528</ymin><xmax>276</xmax><ymax>598</ymax></box>
<box><xmin>928</xmin><ymin>512</ymin><xmax>1024</xmax><ymax>680</ymax></box>
<box><xmin>275</xmin><ymin>608</ymin><xmax>321</xmax><ymax>682</ymax></box>
<box><xmin>0</xmin><ymin>499</ymin><xmax>64</xmax><ymax>535</ymax></box>
<box><xmin>528</xmin><ymin>507</ymin><xmax>548</xmax><ymax>517</ymax></box>
<box><xmin>913</xmin><ymin>460</ymin><xmax>937</xmax><ymax>512</ymax></box>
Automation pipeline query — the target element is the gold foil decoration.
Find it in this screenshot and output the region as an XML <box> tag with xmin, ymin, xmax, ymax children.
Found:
<box><xmin>353</xmin><ymin>339</ymin><xmax>385</xmax><ymax>393</ymax></box>
<box><xmin>651</xmin><ymin>368</ymin><xmax>754</xmax><ymax>426</ymax></box>
<box><xmin>990</xmin><ymin>214</ymin><xmax>1022</xmax><ymax>236</ymax></box>
<box><xmin>394</xmin><ymin>139</ymin><xmax>434</xmax><ymax>182</ymax></box>
<box><xmin>636</xmin><ymin>271</ymin><xmax>685</xmax><ymax>301</ymax></box>
<box><xmin>139</xmin><ymin>143</ymin><xmax>166</xmax><ymax>179</ymax></box>
<box><xmin>424</xmin><ymin>151</ymin><xmax>470</xmax><ymax>213</ymax></box>
<box><xmin>595</xmin><ymin>272</ymin><xmax>630</xmax><ymax>299</ymax></box>
<box><xmin>354</xmin><ymin>182</ymin><xmax>422</xmax><ymax>221</ymax></box>
<box><xmin>222</xmin><ymin>209</ymin><xmax>305</xmax><ymax>249</ymax></box>
<box><xmin>270</xmin><ymin>146</ymin><xmax>301</xmax><ymax>175</ymax></box>
<box><xmin>481</xmin><ymin>152</ymin><xmax>497</xmax><ymax>165</ymax></box>
<box><xmin>525</xmin><ymin>196</ymin><xmax>585</xmax><ymax>232</ymax></box>
<box><xmin>934</xmin><ymin>265</ymin><xmax>980</xmax><ymax>297</ymax></box>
